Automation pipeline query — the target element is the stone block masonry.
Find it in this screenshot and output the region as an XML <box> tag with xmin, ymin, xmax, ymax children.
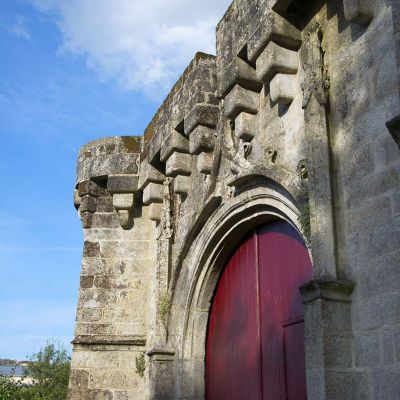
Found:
<box><xmin>68</xmin><ymin>0</ymin><xmax>400</xmax><ymax>399</ymax></box>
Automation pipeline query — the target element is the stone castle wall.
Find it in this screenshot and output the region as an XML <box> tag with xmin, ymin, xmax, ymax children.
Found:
<box><xmin>69</xmin><ymin>0</ymin><xmax>400</xmax><ymax>399</ymax></box>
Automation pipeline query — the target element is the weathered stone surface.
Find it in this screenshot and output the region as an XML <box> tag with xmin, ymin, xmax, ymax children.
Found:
<box><xmin>108</xmin><ymin>175</ymin><xmax>139</xmax><ymax>194</ymax></box>
<box><xmin>83</xmin><ymin>241</ymin><xmax>100</xmax><ymax>258</ymax></box>
<box><xmin>159</xmin><ymin>130</ymin><xmax>189</xmax><ymax>162</ymax></box>
<box><xmin>80</xmin><ymin>195</ymin><xmax>97</xmax><ymax>214</ymax></box>
<box><xmin>189</xmin><ymin>125</ymin><xmax>215</xmax><ymax>154</ymax></box>
<box><xmin>256</xmin><ymin>41</ymin><xmax>298</xmax><ymax>83</ymax></box>
<box><xmin>196</xmin><ymin>151</ymin><xmax>214</xmax><ymax>175</ymax></box>
<box><xmin>184</xmin><ymin>104</ymin><xmax>219</xmax><ymax>136</ymax></box>
<box><xmin>218</xmin><ymin>57</ymin><xmax>261</xmax><ymax>98</ymax></box>
<box><xmin>270</xmin><ymin>73</ymin><xmax>297</xmax><ymax>104</ymax></box>
<box><xmin>77</xmin><ymin>137</ymin><xmax>141</xmax><ymax>183</ymax></box>
<box><xmin>165</xmin><ymin>152</ymin><xmax>193</xmax><ymax>176</ymax></box>
<box><xmin>343</xmin><ymin>0</ymin><xmax>375</xmax><ymax>24</ymax></box>
<box><xmin>148</xmin><ymin>203</ymin><xmax>163</xmax><ymax>221</ymax></box>
<box><xmin>138</xmin><ymin>163</ymin><xmax>165</xmax><ymax>190</ymax></box>
<box><xmin>78</xmin><ymin>180</ymin><xmax>101</xmax><ymax>198</ymax></box>
<box><xmin>247</xmin><ymin>12</ymin><xmax>301</xmax><ymax>63</ymax></box>
<box><xmin>173</xmin><ymin>175</ymin><xmax>191</xmax><ymax>195</ymax></box>
<box><xmin>112</xmin><ymin>193</ymin><xmax>134</xmax><ymax>210</ymax></box>
<box><xmin>235</xmin><ymin>112</ymin><xmax>255</xmax><ymax>141</ymax></box>
<box><xmin>69</xmin><ymin>2</ymin><xmax>400</xmax><ymax>399</ymax></box>
<box><xmin>224</xmin><ymin>84</ymin><xmax>259</xmax><ymax>119</ymax></box>
<box><xmin>142</xmin><ymin>183</ymin><xmax>164</xmax><ymax>205</ymax></box>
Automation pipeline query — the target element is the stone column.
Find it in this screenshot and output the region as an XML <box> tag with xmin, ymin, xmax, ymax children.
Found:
<box><xmin>300</xmin><ymin>21</ymin><xmax>355</xmax><ymax>400</ymax></box>
<box><xmin>147</xmin><ymin>348</ymin><xmax>175</xmax><ymax>400</ymax></box>
<box><xmin>300</xmin><ymin>280</ymin><xmax>354</xmax><ymax>400</ymax></box>
<box><xmin>146</xmin><ymin>178</ymin><xmax>176</xmax><ymax>400</ymax></box>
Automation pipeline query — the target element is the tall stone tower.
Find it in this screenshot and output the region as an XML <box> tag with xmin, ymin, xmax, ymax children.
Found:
<box><xmin>69</xmin><ymin>0</ymin><xmax>400</xmax><ymax>399</ymax></box>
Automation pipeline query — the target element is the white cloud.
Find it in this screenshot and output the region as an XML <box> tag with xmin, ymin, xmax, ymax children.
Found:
<box><xmin>30</xmin><ymin>0</ymin><xmax>231</xmax><ymax>94</ymax></box>
<box><xmin>7</xmin><ymin>15</ymin><xmax>31</xmax><ymax>40</ymax></box>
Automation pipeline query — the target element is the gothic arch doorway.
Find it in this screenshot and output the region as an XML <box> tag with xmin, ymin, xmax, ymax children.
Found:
<box><xmin>205</xmin><ymin>220</ymin><xmax>312</xmax><ymax>400</ymax></box>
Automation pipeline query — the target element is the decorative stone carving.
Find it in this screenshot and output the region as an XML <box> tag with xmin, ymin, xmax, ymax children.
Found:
<box><xmin>222</xmin><ymin>121</ymin><xmax>253</xmax><ymax>174</ymax></box>
<box><xmin>300</xmin><ymin>22</ymin><xmax>330</xmax><ymax>109</ymax></box>
<box><xmin>157</xmin><ymin>178</ymin><xmax>174</xmax><ymax>240</ymax></box>
<box><xmin>300</xmin><ymin>22</ymin><xmax>337</xmax><ymax>280</ymax></box>
<box><xmin>266</xmin><ymin>148</ymin><xmax>278</xmax><ymax>164</ymax></box>
<box><xmin>297</xmin><ymin>160</ymin><xmax>309</xmax><ymax>180</ymax></box>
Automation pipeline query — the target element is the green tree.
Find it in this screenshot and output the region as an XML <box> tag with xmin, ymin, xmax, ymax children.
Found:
<box><xmin>24</xmin><ymin>341</ymin><xmax>70</xmax><ymax>400</ymax></box>
<box><xmin>0</xmin><ymin>341</ymin><xmax>71</xmax><ymax>400</ymax></box>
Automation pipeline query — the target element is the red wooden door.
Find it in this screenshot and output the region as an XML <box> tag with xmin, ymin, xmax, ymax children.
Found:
<box><xmin>206</xmin><ymin>220</ymin><xmax>312</xmax><ymax>400</ymax></box>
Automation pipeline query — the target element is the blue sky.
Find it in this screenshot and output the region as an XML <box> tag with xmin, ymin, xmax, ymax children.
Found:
<box><xmin>0</xmin><ymin>0</ymin><xmax>230</xmax><ymax>360</ymax></box>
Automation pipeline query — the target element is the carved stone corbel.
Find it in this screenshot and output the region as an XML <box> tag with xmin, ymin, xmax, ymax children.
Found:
<box><xmin>77</xmin><ymin>180</ymin><xmax>101</xmax><ymax>229</ymax></box>
<box><xmin>221</xmin><ymin>119</ymin><xmax>253</xmax><ymax>175</ymax></box>
<box><xmin>107</xmin><ymin>174</ymin><xmax>138</xmax><ymax>229</ymax></box>
<box><xmin>112</xmin><ymin>193</ymin><xmax>135</xmax><ymax>229</ymax></box>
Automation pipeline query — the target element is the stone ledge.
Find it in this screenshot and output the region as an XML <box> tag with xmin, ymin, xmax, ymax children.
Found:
<box><xmin>72</xmin><ymin>335</ymin><xmax>146</xmax><ymax>346</ymax></box>
<box><xmin>300</xmin><ymin>279</ymin><xmax>354</xmax><ymax>304</ymax></box>
<box><xmin>147</xmin><ymin>347</ymin><xmax>175</xmax><ymax>362</ymax></box>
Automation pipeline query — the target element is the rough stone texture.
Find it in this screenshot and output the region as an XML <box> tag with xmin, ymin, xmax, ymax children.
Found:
<box><xmin>224</xmin><ymin>84</ymin><xmax>260</xmax><ymax>119</ymax></box>
<box><xmin>270</xmin><ymin>73</ymin><xmax>298</xmax><ymax>104</ymax></box>
<box><xmin>69</xmin><ymin>0</ymin><xmax>400</xmax><ymax>399</ymax></box>
<box><xmin>234</xmin><ymin>111</ymin><xmax>256</xmax><ymax>140</ymax></box>
<box><xmin>188</xmin><ymin>125</ymin><xmax>215</xmax><ymax>154</ymax></box>
<box><xmin>256</xmin><ymin>41</ymin><xmax>299</xmax><ymax>83</ymax></box>
<box><xmin>165</xmin><ymin>152</ymin><xmax>193</xmax><ymax>177</ymax></box>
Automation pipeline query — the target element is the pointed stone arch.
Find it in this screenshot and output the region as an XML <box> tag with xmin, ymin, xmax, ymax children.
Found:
<box><xmin>168</xmin><ymin>183</ymin><xmax>308</xmax><ymax>399</ymax></box>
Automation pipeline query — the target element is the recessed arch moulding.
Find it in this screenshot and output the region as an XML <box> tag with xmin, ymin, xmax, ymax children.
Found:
<box><xmin>169</xmin><ymin>186</ymin><xmax>307</xmax><ymax>399</ymax></box>
<box><xmin>68</xmin><ymin>0</ymin><xmax>400</xmax><ymax>399</ymax></box>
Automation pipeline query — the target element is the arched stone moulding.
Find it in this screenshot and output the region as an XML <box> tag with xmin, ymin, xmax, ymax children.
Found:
<box><xmin>168</xmin><ymin>184</ymin><xmax>309</xmax><ymax>398</ymax></box>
